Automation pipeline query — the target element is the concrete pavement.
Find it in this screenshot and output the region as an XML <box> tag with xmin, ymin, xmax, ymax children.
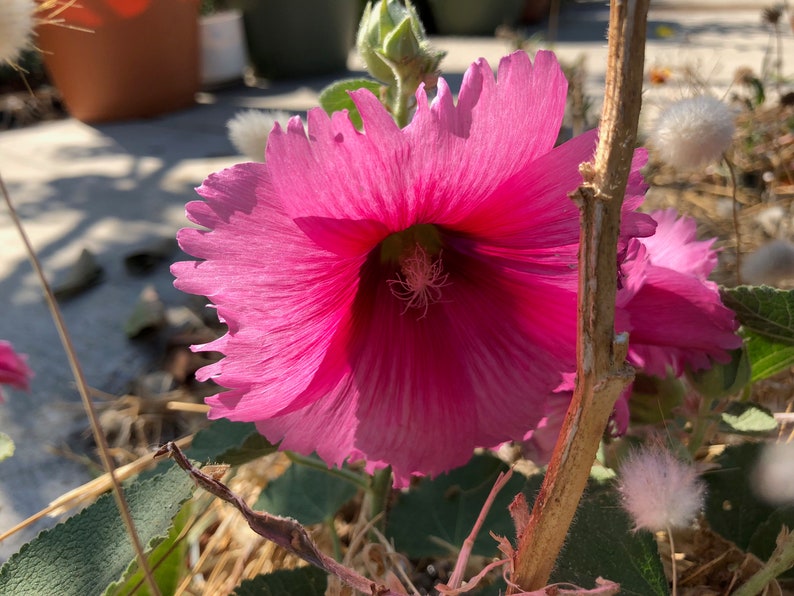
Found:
<box><xmin>0</xmin><ymin>1</ymin><xmax>790</xmax><ymax>560</ymax></box>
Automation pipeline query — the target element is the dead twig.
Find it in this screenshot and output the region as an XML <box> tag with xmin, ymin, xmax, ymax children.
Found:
<box><xmin>155</xmin><ymin>441</ymin><xmax>406</xmax><ymax>596</ymax></box>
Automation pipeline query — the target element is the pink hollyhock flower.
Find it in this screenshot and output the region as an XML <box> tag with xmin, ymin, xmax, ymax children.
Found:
<box><xmin>617</xmin><ymin>209</ymin><xmax>741</xmax><ymax>378</ymax></box>
<box><xmin>172</xmin><ymin>50</ymin><xmax>651</xmax><ymax>484</ymax></box>
<box><xmin>522</xmin><ymin>211</ymin><xmax>741</xmax><ymax>463</ymax></box>
<box><xmin>0</xmin><ymin>340</ymin><xmax>32</xmax><ymax>401</ymax></box>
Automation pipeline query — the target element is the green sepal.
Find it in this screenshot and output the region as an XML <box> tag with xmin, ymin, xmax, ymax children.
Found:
<box><xmin>318</xmin><ymin>78</ymin><xmax>383</xmax><ymax>130</ymax></box>
<box><xmin>686</xmin><ymin>347</ymin><xmax>751</xmax><ymax>399</ymax></box>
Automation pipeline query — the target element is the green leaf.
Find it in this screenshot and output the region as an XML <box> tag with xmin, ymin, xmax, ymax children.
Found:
<box><xmin>0</xmin><ymin>465</ymin><xmax>194</xmax><ymax>596</ymax></box>
<box><xmin>747</xmin><ymin>506</ymin><xmax>794</xmax><ymax>579</ymax></box>
<box><xmin>744</xmin><ymin>329</ymin><xmax>794</xmax><ymax>382</ymax></box>
<box><xmin>703</xmin><ymin>443</ymin><xmax>774</xmax><ymax>550</ymax></box>
<box><xmin>547</xmin><ymin>482</ymin><xmax>669</xmax><ymax>595</ymax></box>
<box><xmin>318</xmin><ymin>78</ymin><xmax>382</xmax><ymax>129</ymax></box>
<box><xmin>720</xmin><ymin>286</ymin><xmax>794</xmax><ymax>343</ymax></box>
<box><xmin>0</xmin><ymin>431</ymin><xmax>14</xmax><ymax>462</ymax></box>
<box><xmin>719</xmin><ymin>401</ymin><xmax>778</xmax><ymax>436</ymax></box>
<box><xmin>233</xmin><ymin>566</ymin><xmax>327</xmax><ymax>595</ymax></box>
<box><xmin>107</xmin><ymin>503</ymin><xmax>191</xmax><ymax>595</ymax></box>
<box><xmin>387</xmin><ymin>454</ymin><xmax>525</xmax><ymax>558</ymax></box>
<box><xmin>187</xmin><ymin>419</ymin><xmax>276</xmax><ymax>466</ymax></box>
<box><xmin>254</xmin><ymin>460</ymin><xmax>358</xmax><ymax>526</ymax></box>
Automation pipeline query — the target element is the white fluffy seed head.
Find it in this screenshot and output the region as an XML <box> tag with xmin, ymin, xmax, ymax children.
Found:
<box><xmin>740</xmin><ymin>240</ymin><xmax>794</xmax><ymax>286</ymax></box>
<box><xmin>651</xmin><ymin>95</ymin><xmax>735</xmax><ymax>170</ymax></box>
<box><xmin>0</xmin><ymin>0</ymin><xmax>35</xmax><ymax>64</ymax></box>
<box><xmin>618</xmin><ymin>447</ymin><xmax>706</xmax><ymax>532</ymax></box>
<box><xmin>753</xmin><ymin>442</ymin><xmax>794</xmax><ymax>506</ymax></box>
<box><xmin>226</xmin><ymin>110</ymin><xmax>293</xmax><ymax>162</ymax></box>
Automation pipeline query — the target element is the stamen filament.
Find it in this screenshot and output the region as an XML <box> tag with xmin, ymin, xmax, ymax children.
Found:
<box><xmin>388</xmin><ymin>245</ymin><xmax>450</xmax><ymax>317</ymax></box>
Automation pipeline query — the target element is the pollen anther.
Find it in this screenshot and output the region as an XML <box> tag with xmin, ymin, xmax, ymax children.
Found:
<box><xmin>388</xmin><ymin>245</ymin><xmax>450</xmax><ymax>317</ymax></box>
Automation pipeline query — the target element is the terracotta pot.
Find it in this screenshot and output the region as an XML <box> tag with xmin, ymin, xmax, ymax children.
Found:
<box><xmin>242</xmin><ymin>0</ymin><xmax>357</xmax><ymax>80</ymax></box>
<box><xmin>36</xmin><ymin>0</ymin><xmax>200</xmax><ymax>123</ymax></box>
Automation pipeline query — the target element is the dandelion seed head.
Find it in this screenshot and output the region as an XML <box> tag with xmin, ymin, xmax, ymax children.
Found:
<box><xmin>754</xmin><ymin>442</ymin><xmax>794</xmax><ymax>506</ymax></box>
<box><xmin>0</xmin><ymin>0</ymin><xmax>35</xmax><ymax>65</ymax></box>
<box><xmin>618</xmin><ymin>447</ymin><xmax>705</xmax><ymax>532</ymax></box>
<box><xmin>226</xmin><ymin>110</ymin><xmax>293</xmax><ymax>162</ymax></box>
<box><xmin>651</xmin><ymin>95</ymin><xmax>735</xmax><ymax>170</ymax></box>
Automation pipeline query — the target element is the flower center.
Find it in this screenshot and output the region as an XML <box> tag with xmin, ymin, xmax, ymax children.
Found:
<box><xmin>380</xmin><ymin>224</ymin><xmax>449</xmax><ymax>316</ymax></box>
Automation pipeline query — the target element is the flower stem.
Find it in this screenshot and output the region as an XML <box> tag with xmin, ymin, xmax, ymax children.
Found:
<box><xmin>687</xmin><ymin>396</ymin><xmax>715</xmax><ymax>458</ymax></box>
<box><xmin>507</xmin><ymin>0</ymin><xmax>649</xmax><ymax>591</ymax></box>
<box><xmin>390</xmin><ymin>81</ymin><xmax>413</xmax><ymax>128</ymax></box>
<box><xmin>668</xmin><ymin>526</ymin><xmax>678</xmax><ymax>596</ymax></box>
<box><xmin>326</xmin><ymin>517</ymin><xmax>343</xmax><ymax>561</ymax></box>
<box><xmin>369</xmin><ymin>466</ymin><xmax>393</xmax><ymax>530</ymax></box>
<box><xmin>733</xmin><ymin>527</ymin><xmax>794</xmax><ymax>596</ymax></box>
<box><xmin>725</xmin><ymin>155</ymin><xmax>742</xmax><ymax>284</ymax></box>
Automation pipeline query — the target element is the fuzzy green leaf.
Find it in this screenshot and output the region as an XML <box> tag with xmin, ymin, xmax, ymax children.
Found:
<box><xmin>0</xmin><ymin>466</ymin><xmax>194</xmax><ymax>596</ymax></box>
<box><xmin>0</xmin><ymin>431</ymin><xmax>14</xmax><ymax>462</ymax></box>
<box><xmin>721</xmin><ymin>286</ymin><xmax>794</xmax><ymax>343</ymax></box>
<box><xmin>187</xmin><ymin>419</ymin><xmax>276</xmax><ymax>466</ymax></box>
<box><xmin>744</xmin><ymin>330</ymin><xmax>794</xmax><ymax>382</ymax></box>
<box><xmin>234</xmin><ymin>566</ymin><xmax>327</xmax><ymax>595</ymax></box>
<box><xmin>318</xmin><ymin>78</ymin><xmax>382</xmax><ymax>129</ymax></box>
<box><xmin>254</xmin><ymin>460</ymin><xmax>358</xmax><ymax>526</ymax></box>
<box><xmin>719</xmin><ymin>401</ymin><xmax>778</xmax><ymax>436</ymax></box>
<box><xmin>387</xmin><ymin>454</ymin><xmax>525</xmax><ymax>558</ymax></box>
<box><xmin>107</xmin><ymin>504</ymin><xmax>191</xmax><ymax>596</ymax></box>
<box><xmin>546</xmin><ymin>482</ymin><xmax>669</xmax><ymax>595</ymax></box>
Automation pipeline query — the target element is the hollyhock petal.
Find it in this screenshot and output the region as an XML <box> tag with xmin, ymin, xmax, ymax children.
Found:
<box><xmin>256</xmin><ymin>248</ymin><xmax>578</xmax><ymax>481</ymax></box>
<box><xmin>0</xmin><ymin>340</ymin><xmax>32</xmax><ymax>401</ymax></box>
<box><xmin>173</xmin><ymin>50</ymin><xmax>651</xmax><ymax>482</ymax></box>
<box><xmin>347</xmin><ymin>252</ymin><xmax>577</xmax><ymax>475</ymax></box>
<box><xmin>173</xmin><ymin>165</ymin><xmax>366</xmax><ymax>419</ymax></box>
<box><xmin>639</xmin><ymin>208</ymin><xmax>717</xmax><ymax>277</ymax></box>
<box><xmin>621</xmin><ymin>273</ymin><xmax>740</xmax><ymax>376</ymax></box>
<box><xmin>521</xmin><ymin>392</ymin><xmax>570</xmax><ymax>466</ymax></box>
<box><xmin>620</xmin><ymin>149</ymin><xmax>656</xmax><ymax>246</ymax></box>
<box><xmin>618</xmin><ymin>211</ymin><xmax>741</xmax><ymax>377</ymax></box>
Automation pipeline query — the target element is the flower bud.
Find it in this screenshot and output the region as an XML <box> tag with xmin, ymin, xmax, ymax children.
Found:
<box><xmin>0</xmin><ymin>340</ymin><xmax>32</xmax><ymax>402</ymax></box>
<box><xmin>356</xmin><ymin>0</ymin><xmax>445</xmax><ymax>86</ymax></box>
<box><xmin>685</xmin><ymin>347</ymin><xmax>750</xmax><ymax>399</ymax></box>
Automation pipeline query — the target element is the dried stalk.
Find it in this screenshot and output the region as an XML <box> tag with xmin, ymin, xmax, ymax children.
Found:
<box><xmin>155</xmin><ymin>442</ymin><xmax>405</xmax><ymax>596</ymax></box>
<box><xmin>508</xmin><ymin>0</ymin><xmax>649</xmax><ymax>591</ymax></box>
<box><xmin>0</xmin><ymin>173</ymin><xmax>161</xmax><ymax>595</ymax></box>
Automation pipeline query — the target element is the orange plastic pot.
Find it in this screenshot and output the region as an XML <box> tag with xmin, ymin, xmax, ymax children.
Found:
<box><xmin>36</xmin><ymin>0</ymin><xmax>200</xmax><ymax>123</ymax></box>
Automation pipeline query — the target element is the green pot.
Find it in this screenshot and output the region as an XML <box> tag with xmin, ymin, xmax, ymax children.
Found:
<box><xmin>428</xmin><ymin>0</ymin><xmax>524</xmax><ymax>36</ymax></box>
<box><xmin>242</xmin><ymin>0</ymin><xmax>357</xmax><ymax>79</ymax></box>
